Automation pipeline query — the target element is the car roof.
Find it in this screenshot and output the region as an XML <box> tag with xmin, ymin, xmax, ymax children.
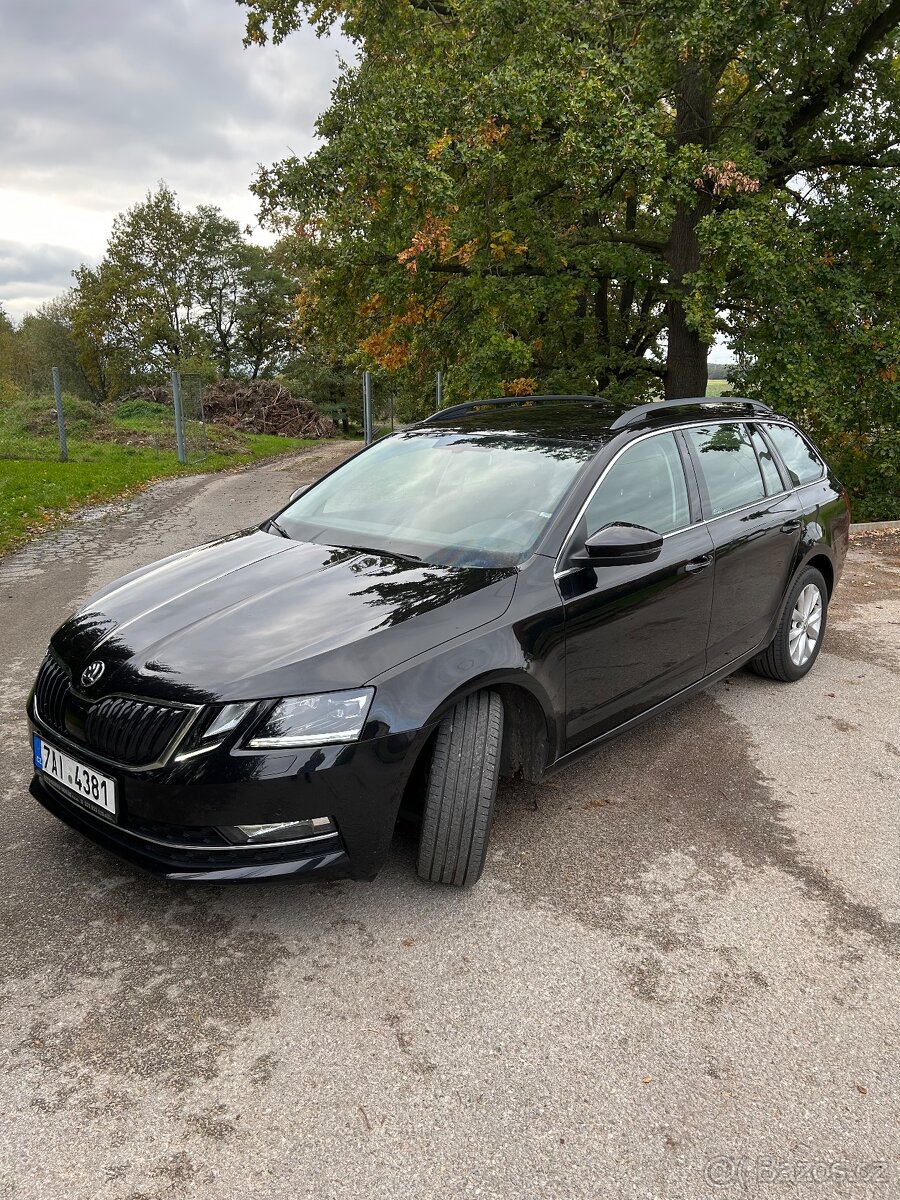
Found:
<box><xmin>415</xmin><ymin>395</ymin><xmax>775</xmax><ymax>443</ymax></box>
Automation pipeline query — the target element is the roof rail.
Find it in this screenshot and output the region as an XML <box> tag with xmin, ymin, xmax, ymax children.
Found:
<box><xmin>422</xmin><ymin>395</ymin><xmax>606</xmax><ymax>423</ymax></box>
<box><xmin>609</xmin><ymin>396</ymin><xmax>772</xmax><ymax>430</ymax></box>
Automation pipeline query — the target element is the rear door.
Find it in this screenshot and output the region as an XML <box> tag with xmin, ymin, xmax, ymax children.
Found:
<box><xmin>560</xmin><ymin>431</ymin><xmax>715</xmax><ymax>749</ymax></box>
<box><xmin>683</xmin><ymin>421</ymin><xmax>802</xmax><ymax>671</ymax></box>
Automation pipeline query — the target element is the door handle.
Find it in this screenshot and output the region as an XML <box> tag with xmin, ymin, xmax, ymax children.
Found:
<box><xmin>685</xmin><ymin>554</ymin><xmax>713</xmax><ymax>573</ymax></box>
<box><xmin>780</xmin><ymin>518</ymin><xmax>802</xmax><ymax>533</ymax></box>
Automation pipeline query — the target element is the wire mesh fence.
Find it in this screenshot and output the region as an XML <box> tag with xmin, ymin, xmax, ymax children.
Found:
<box><xmin>0</xmin><ymin>386</ymin><xmax>174</xmax><ymax>463</ymax></box>
<box><xmin>1</xmin><ymin>365</ymin><xmax>398</xmax><ymax>468</ymax></box>
<box><xmin>0</xmin><ymin>370</ymin><xmax>203</xmax><ymax>466</ymax></box>
<box><xmin>179</xmin><ymin>373</ymin><xmax>208</xmax><ymax>463</ymax></box>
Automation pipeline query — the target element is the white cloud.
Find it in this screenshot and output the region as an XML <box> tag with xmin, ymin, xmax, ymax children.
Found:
<box><xmin>0</xmin><ymin>0</ymin><xmax>346</xmax><ymax>318</ymax></box>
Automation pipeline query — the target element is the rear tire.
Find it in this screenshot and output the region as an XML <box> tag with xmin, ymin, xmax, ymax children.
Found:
<box><xmin>416</xmin><ymin>691</ymin><xmax>504</xmax><ymax>887</ymax></box>
<box><xmin>749</xmin><ymin>566</ymin><xmax>828</xmax><ymax>682</ymax></box>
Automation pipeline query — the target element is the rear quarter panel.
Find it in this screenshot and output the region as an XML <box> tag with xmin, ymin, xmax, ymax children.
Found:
<box><xmin>795</xmin><ymin>468</ymin><xmax>851</xmax><ymax>587</ymax></box>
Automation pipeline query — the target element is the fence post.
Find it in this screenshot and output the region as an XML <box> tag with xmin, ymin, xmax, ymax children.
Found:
<box><xmin>436</xmin><ymin>370</ymin><xmax>444</xmax><ymax>410</ymax></box>
<box><xmin>51</xmin><ymin>367</ymin><xmax>68</xmax><ymax>462</ymax></box>
<box><xmin>171</xmin><ymin>369</ymin><xmax>186</xmax><ymax>464</ymax></box>
<box><xmin>363</xmin><ymin>371</ymin><xmax>373</xmax><ymax>445</ymax></box>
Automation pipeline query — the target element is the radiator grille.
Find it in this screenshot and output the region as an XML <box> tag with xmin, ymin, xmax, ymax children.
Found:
<box><xmin>33</xmin><ymin>655</ymin><xmax>190</xmax><ymax>767</ymax></box>
<box><xmin>34</xmin><ymin>655</ymin><xmax>69</xmax><ymax>734</ymax></box>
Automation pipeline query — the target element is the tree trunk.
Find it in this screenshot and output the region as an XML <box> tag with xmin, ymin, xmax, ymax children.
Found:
<box><xmin>664</xmin><ymin>203</ymin><xmax>709</xmax><ymax>398</ymax></box>
<box><xmin>664</xmin><ymin>62</ymin><xmax>714</xmax><ymax>400</ymax></box>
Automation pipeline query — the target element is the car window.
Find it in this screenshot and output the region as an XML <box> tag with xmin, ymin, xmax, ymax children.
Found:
<box><xmin>763</xmin><ymin>423</ymin><xmax>825</xmax><ymax>487</ymax></box>
<box><xmin>278</xmin><ymin>430</ymin><xmax>596</xmax><ymax>568</ymax></box>
<box><xmin>317</xmin><ymin>444</ymin><xmax>443</xmax><ymax>515</ymax></box>
<box><xmin>585</xmin><ymin>433</ymin><xmax>690</xmax><ymax>536</ymax></box>
<box><xmin>749</xmin><ymin>427</ymin><xmax>784</xmax><ymax>495</ymax></box>
<box><xmin>685</xmin><ymin>423</ymin><xmax>766</xmax><ymax>517</ymax></box>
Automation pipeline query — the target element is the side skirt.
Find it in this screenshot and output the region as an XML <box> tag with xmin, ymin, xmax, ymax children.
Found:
<box><xmin>543</xmin><ymin>644</ymin><xmax>764</xmax><ymax>779</ymax></box>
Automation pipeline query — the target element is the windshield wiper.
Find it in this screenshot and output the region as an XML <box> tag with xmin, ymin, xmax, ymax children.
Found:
<box><xmin>340</xmin><ymin>543</ymin><xmax>424</xmax><ymax>564</ymax></box>
<box><xmin>266</xmin><ymin>518</ymin><xmax>291</xmax><ymax>538</ymax></box>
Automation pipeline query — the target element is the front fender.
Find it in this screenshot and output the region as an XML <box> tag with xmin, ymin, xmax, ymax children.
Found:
<box><xmin>368</xmin><ymin>621</ymin><xmax>542</xmax><ymax>727</ymax></box>
<box><xmin>366</xmin><ymin>553</ymin><xmax>566</xmax><ymax>773</ymax></box>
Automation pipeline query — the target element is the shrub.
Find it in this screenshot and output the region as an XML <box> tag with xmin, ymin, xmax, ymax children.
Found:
<box><xmin>115</xmin><ymin>397</ymin><xmax>169</xmax><ymax>421</ymax></box>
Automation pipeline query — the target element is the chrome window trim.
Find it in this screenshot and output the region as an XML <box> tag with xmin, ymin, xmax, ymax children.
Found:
<box><xmin>554</xmin><ymin>419</ymin><xmax>801</xmax><ymax>580</ymax></box>
<box><xmin>704</xmin><ymin>489</ymin><xmax>792</xmax><ymax>521</ymax></box>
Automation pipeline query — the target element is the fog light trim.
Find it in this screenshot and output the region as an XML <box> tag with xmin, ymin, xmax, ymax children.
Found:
<box><xmin>220</xmin><ymin>817</ymin><xmax>336</xmax><ymax>845</ymax></box>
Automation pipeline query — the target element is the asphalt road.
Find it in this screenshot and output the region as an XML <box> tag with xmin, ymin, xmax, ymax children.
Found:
<box><xmin>0</xmin><ymin>445</ymin><xmax>897</xmax><ymax>1200</ymax></box>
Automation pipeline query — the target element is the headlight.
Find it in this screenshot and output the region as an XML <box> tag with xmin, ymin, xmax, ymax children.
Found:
<box><xmin>245</xmin><ymin>688</ymin><xmax>374</xmax><ymax>749</ymax></box>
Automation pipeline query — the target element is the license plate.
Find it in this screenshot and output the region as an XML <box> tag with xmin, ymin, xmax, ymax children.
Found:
<box><xmin>33</xmin><ymin>735</ymin><xmax>117</xmax><ymax>819</ymax></box>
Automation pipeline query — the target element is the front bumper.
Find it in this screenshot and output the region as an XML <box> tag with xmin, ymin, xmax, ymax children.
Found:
<box><xmin>28</xmin><ymin>712</ymin><xmax>422</xmax><ymax>882</ymax></box>
<box><xmin>31</xmin><ymin>774</ymin><xmax>351</xmax><ymax>881</ymax></box>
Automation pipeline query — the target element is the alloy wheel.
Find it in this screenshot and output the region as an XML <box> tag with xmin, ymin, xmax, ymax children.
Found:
<box><xmin>788</xmin><ymin>583</ymin><xmax>823</xmax><ymax>667</ymax></box>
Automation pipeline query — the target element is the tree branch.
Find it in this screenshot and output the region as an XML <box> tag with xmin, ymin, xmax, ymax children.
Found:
<box><xmin>769</xmin><ymin>148</ymin><xmax>900</xmax><ymax>182</ymax></box>
<box><xmin>618</xmin><ymin>195</ymin><xmax>638</xmax><ymax>319</ymax></box>
<box><xmin>407</xmin><ymin>0</ymin><xmax>454</xmax><ymax>19</ymax></box>
<box><xmin>359</xmin><ymin>227</ymin><xmax>668</xmax><ymax>280</ymax></box>
<box><xmin>781</xmin><ymin>0</ymin><xmax>900</xmax><ymax>144</ymax></box>
<box><xmin>567</xmin><ymin>230</ymin><xmax>669</xmax><ymax>254</ymax></box>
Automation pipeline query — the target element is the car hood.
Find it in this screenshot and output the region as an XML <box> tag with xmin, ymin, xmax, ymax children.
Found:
<box><xmin>50</xmin><ymin>530</ymin><xmax>517</xmax><ymax>703</ymax></box>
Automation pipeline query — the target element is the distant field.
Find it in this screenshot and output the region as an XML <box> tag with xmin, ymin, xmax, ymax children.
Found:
<box><xmin>0</xmin><ymin>385</ymin><xmax>316</xmax><ymax>556</ymax></box>
<box><xmin>705</xmin><ymin>378</ymin><xmax>734</xmax><ymax>397</ymax></box>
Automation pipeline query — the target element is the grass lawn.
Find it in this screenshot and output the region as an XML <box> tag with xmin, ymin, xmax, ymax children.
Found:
<box><xmin>0</xmin><ymin>385</ymin><xmax>317</xmax><ymax>557</ymax></box>
<box><xmin>705</xmin><ymin>377</ymin><xmax>734</xmax><ymax>397</ymax></box>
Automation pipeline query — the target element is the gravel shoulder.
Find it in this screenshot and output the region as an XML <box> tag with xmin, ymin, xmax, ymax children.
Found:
<box><xmin>0</xmin><ymin>455</ymin><xmax>896</xmax><ymax>1200</ymax></box>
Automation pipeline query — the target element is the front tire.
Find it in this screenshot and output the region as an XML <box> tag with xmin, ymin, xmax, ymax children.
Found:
<box><xmin>416</xmin><ymin>691</ymin><xmax>504</xmax><ymax>887</ymax></box>
<box><xmin>749</xmin><ymin>566</ymin><xmax>828</xmax><ymax>682</ymax></box>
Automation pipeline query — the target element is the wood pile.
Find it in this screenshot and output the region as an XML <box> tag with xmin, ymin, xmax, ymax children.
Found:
<box><xmin>203</xmin><ymin>380</ymin><xmax>336</xmax><ymax>438</ymax></box>
<box><xmin>124</xmin><ymin>380</ymin><xmax>336</xmax><ymax>438</ymax></box>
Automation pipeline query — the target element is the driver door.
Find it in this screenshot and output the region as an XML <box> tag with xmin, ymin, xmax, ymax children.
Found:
<box><xmin>559</xmin><ymin>431</ymin><xmax>715</xmax><ymax>750</ymax></box>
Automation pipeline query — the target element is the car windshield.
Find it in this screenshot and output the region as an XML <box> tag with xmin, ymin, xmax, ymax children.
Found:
<box><xmin>275</xmin><ymin>430</ymin><xmax>596</xmax><ymax>567</ymax></box>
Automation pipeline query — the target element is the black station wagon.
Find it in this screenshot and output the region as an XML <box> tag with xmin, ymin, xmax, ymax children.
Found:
<box><xmin>28</xmin><ymin>396</ymin><xmax>851</xmax><ymax>887</ymax></box>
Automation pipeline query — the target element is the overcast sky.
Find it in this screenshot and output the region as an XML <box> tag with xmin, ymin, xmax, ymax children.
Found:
<box><xmin>0</xmin><ymin>2</ymin><xmax>733</xmax><ymax>361</ymax></box>
<box><xmin>0</xmin><ymin>0</ymin><xmax>344</xmax><ymax>322</ymax></box>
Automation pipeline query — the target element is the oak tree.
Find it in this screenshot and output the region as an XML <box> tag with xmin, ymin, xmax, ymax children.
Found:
<box><xmin>239</xmin><ymin>0</ymin><xmax>900</xmax><ymax>412</ymax></box>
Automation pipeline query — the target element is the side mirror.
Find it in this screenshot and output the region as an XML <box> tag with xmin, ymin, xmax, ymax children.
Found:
<box><xmin>288</xmin><ymin>483</ymin><xmax>311</xmax><ymax>503</ymax></box>
<box><xmin>575</xmin><ymin>522</ymin><xmax>663</xmax><ymax>566</ymax></box>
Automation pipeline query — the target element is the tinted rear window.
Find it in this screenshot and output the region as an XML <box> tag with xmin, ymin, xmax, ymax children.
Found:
<box><xmin>685</xmin><ymin>423</ymin><xmax>766</xmax><ymax>517</ymax></box>
<box><xmin>764</xmin><ymin>424</ymin><xmax>825</xmax><ymax>487</ymax></box>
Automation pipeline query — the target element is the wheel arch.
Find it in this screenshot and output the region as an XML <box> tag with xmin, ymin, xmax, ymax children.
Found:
<box><xmin>804</xmin><ymin>551</ymin><xmax>835</xmax><ymax>597</ymax></box>
<box><xmin>396</xmin><ymin>671</ymin><xmax>556</xmax><ymax>824</ymax></box>
<box><xmin>491</xmin><ymin>681</ymin><xmax>552</xmax><ymax>783</ymax></box>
